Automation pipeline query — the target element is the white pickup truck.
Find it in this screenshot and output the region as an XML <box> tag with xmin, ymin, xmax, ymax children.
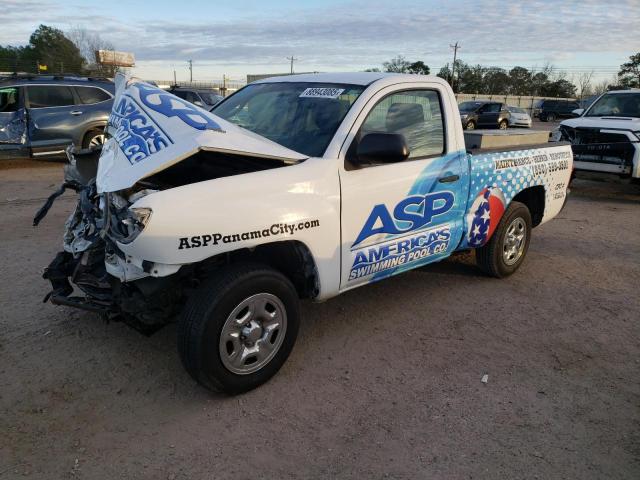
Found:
<box><xmin>558</xmin><ymin>89</ymin><xmax>640</xmax><ymax>179</ymax></box>
<box><xmin>38</xmin><ymin>73</ymin><xmax>572</xmax><ymax>394</ymax></box>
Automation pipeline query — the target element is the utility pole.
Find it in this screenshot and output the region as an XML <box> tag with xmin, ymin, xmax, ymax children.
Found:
<box><xmin>188</xmin><ymin>59</ymin><xmax>193</xmax><ymax>82</ymax></box>
<box><xmin>173</xmin><ymin>69</ymin><xmax>177</xmax><ymax>86</ymax></box>
<box><xmin>449</xmin><ymin>42</ymin><xmax>461</xmax><ymax>92</ymax></box>
<box><xmin>286</xmin><ymin>56</ymin><xmax>298</xmax><ymax>74</ymax></box>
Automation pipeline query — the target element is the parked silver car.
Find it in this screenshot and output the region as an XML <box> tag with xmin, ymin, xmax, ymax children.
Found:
<box><xmin>506</xmin><ymin>106</ymin><xmax>532</xmax><ymax>128</ymax></box>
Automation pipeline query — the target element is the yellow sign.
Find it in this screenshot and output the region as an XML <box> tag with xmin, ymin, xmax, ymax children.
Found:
<box><xmin>39</xmin><ymin>64</ymin><xmax>47</xmax><ymax>71</ymax></box>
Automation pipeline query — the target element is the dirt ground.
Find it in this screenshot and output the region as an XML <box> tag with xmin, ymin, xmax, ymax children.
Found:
<box><xmin>0</xmin><ymin>160</ymin><xmax>638</xmax><ymax>480</ymax></box>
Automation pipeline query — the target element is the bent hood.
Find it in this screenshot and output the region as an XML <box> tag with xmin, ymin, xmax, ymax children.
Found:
<box><xmin>97</xmin><ymin>74</ymin><xmax>307</xmax><ymax>193</ymax></box>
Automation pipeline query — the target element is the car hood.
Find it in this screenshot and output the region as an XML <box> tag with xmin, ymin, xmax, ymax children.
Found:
<box><xmin>96</xmin><ymin>74</ymin><xmax>307</xmax><ymax>193</ymax></box>
<box><xmin>561</xmin><ymin>116</ymin><xmax>640</xmax><ymax>131</ymax></box>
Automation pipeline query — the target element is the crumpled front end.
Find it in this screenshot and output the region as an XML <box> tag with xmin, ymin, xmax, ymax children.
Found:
<box><xmin>36</xmin><ymin>74</ymin><xmax>307</xmax><ymax>333</ymax></box>
<box><xmin>38</xmin><ymin>147</ymin><xmax>184</xmax><ymax>334</ymax></box>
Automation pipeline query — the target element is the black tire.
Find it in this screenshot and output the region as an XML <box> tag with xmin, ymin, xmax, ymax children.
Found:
<box><xmin>546</xmin><ymin>112</ymin><xmax>556</xmax><ymax>122</ymax></box>
<box><xmin>498</xmin><ymin>119</ymin><xmax>508</xmax><ymax>130</ymax></box>
<box><xmin>540</xmin><ymin>114</ymin><xmax>548</xmax><ymax>122</ymax></box>
<box><xmin>82</xmin><ymin>129</ymin><xmax>105</xmax><ymax>149</ymax></box>
<box><xmin>178</xmin><ymin>263</ymin><xmax>300</xmax><ymax>394</ymax></box>
<box><xmin>465</xmin><ymin>120</ymin><xmax>476</xmax><ymax>130</ymax></box>
<box><xmin>476</xmin><ymin>201</ymin><xmax>532</xmax><ymax>278</ymax></box>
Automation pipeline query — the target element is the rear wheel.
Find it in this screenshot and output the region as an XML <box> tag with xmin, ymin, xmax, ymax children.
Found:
<box><xmin>178</xmin><ymin>263</ymin><xmax>300</xmax><ymax>394</ymax></box>
<box><xmin>465</xmin><ymin>120</ymin><xmax>476</xmax><ymax>130</ymax></box>
<box><xmin>476</xmin><ymin>201</ymin><xmax>532</xmax><ymax>278</ymax></box>
<box><xmin>498</xmin><ymin>119</ymin><xmax>508</xmax><ymax>130</ymax></box>
<box><xmin>546</xmin><ymin>112</ymin><xmax>556</xmax><ymax>122</ymax></box>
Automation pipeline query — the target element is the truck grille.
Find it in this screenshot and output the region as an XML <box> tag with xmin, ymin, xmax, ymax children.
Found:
<box><xmin>560</xmin><ymin>126</ymin><xmax>636</xmax><ymax>166</ymax></box>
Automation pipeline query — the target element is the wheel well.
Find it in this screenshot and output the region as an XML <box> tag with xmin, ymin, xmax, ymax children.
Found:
<box><xmin>199</xmin><ymin>241</ymin><xmax>319</xmax><ymax>299</ymax></box>
<box><xmin>512</xmin><ymin>186</ymin><xmax>545</xmax><ymax>226</ymax></box>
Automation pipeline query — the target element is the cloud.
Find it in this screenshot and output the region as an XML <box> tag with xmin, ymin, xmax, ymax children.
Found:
<box><xmin>2</xmin><ymin>0</ymin><xmax>639</xmax><ymax>74</ymax></box>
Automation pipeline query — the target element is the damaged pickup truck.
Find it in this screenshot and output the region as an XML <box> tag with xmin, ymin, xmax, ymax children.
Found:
<box><xmin>557</xmin><ymin>89</ymin><xmax>640</xmax><ymax>180</ymax></box>
<box><xmin>37</xmin><ymin>73</ymin><xmax>573</xmax><ymax>394</ymax></box>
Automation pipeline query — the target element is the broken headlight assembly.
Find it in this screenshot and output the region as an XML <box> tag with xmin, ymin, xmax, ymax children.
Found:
<box><xmin>107</xmin><ymin>193</ymin><xmax>153</xmax><ymax>244</ymax></box>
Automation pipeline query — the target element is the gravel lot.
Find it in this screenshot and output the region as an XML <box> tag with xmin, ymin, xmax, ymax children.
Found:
<box><xmin>1</xmin><ymin>160</ymin><xmax>639</xmax><ymax>479</ymax></box>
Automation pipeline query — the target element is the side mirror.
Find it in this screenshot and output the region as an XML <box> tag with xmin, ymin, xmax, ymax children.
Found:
<box><xmin>572</xmin><ymin>108</ymin><xmax>584</xmax><ymax>117</ymax></box>
<box><xmin>356</xmin><ymin>133</ymin><xmax>410</xmax><ymax>165</ymax></box>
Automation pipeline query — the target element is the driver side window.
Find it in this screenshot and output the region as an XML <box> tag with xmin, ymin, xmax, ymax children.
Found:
<box><xmin>359</xmin><ymin>89</ymin><xmax>445</xmax><ymax>161</ymax></box>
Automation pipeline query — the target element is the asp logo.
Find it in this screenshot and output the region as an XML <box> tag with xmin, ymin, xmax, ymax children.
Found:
<box><xmin>353</xmin><ymin>191</ymin><xmax>454</xmax><ymax>247</ymax></box>
<box><xmin>135</xmin><ymin>83</ymin><xmax>224</xmax><ymax>132</ymax></box>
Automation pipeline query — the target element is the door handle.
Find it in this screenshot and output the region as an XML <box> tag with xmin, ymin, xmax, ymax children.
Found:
<box><xmin>438</xmin><ymin>174</ymin><xmax>460</xmax><ymax>183</ymax></box>
<box><xmin>70</xmin><ymin>110</ymin><xmax>83</xmax><ymax>116</ymax></box>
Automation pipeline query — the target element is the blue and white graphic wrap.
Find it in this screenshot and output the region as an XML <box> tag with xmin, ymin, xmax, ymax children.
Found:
<box><xmin>109</xmin><ymin>94</ymin><xmax>173</xmax><ymax>164</ymax></box>
<box><xmin>348</xmin><ymin>150</ymin><xmax>467</xmax><ymax>282</ymax></box>
<box><xmin>459</xmin><ymin>147</ymin><xmax>571</xmax><ymax>249</ymax></box>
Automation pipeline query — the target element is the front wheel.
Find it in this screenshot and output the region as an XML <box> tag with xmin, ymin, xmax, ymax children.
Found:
<box><xmin>498</xmin><ymin>120</ymin><xmax>508</xmax><ymax>130</ymax></box>
<box><xmin>465</xmin><ymin>120</ymin><xmax>476</xmax><ymax>130</ymax></box>
<box><xmin>178</xmin><ymin>263</ymin><xmax>300</xmax><ymax>394</ymax></box>
<box><xmin>476</xmin><ymin>201</ymin><xmax>532</xmax><ymax>278</ymax></box>
<box><xmin>546</xmin><ymin>112</ymin><xmax>556</xmax><ymax>122</ymax></box>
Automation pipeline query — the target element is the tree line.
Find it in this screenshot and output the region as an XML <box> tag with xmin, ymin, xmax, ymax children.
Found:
<box><xmin>0</xmin><ymin>24</ymin><xmax>117</xmax><ymax>76</ymax></box>
<box><xmin>367</xmin><ymin>54</ymin><xmax>640</xmax><ymax>98</ymax></box>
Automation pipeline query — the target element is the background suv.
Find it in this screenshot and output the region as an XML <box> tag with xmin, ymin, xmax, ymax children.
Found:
<box><xmin>168</xmin><ymin>86</ymin><xmax>223</xmax><ymax>109</ymax></box>
<box><xmin>458</xmin><ymin>101</ymin><xmax>511</xmax><ymax>130</ymax></box>
<box><xmin>533</xmin><ymin>99</ymin><xmax>579</xmax><ymax>122</ymax></box>
<box><xmin>0</xmin><ymin>75</ymin><xmax>114</xmax><ymax>160</ymax></box>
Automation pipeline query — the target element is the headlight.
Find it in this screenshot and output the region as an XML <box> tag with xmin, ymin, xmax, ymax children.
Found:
<box><xmin>119</xmin><ymin>207</ymin><xmax>152</xmax><ymax>243</ymax></box>
<box><xmin>107</xmin><ymin>195</ymin><xmax>152</xmax><ymax>244</ymax></box>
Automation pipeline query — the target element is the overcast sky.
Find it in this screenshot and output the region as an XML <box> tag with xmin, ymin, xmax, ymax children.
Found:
<box><xmin>3</xmin><ymin>0</ymin><xmax>639</xmax><ymax>83</ymax></box>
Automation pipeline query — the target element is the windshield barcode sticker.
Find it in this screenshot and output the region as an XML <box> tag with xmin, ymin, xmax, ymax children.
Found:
<box><xmin>299</xmin><ymin>87</ymin><xmax>345</xmax><ymax>99</ymax></box>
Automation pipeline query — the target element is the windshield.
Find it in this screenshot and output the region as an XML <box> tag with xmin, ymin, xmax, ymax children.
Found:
<box><xmin>199</xmin><ymin>91</ymin><xmax>222</xmax><ymax>105</ymax></box>
<box><xmin>213</xmin><ymin>82</ymin><xmax>365</xmax><ymax>157</ymax></box>
<box><xmin>459</xmin><ymin>101</ymin><xmax>481</xmax><ymax>112</ymax></box>
<box><xmin>585</xmin><ymin>92</ymin><xmax>640</xmax><ymax>118</ymax></box>
<box><xmin>509</xmin><ymin>106</ymin><xmax>526</xmax><ymax>114</ymax></box>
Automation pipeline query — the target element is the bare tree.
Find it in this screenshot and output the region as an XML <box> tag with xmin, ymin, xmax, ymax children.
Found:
<box><xmin>592</xmin><ymin>79</ymin><xmax>610</xmax><ymax>95</ymax></box>
<box><xmin>576</xmin><ymin>70</ymin><xmax>594</xmax><ymax>100</ymax></box>
<box><xmin>66</xmin><ymin>26</ymin><xmax>116</xmax><ymax>76</ymax></box>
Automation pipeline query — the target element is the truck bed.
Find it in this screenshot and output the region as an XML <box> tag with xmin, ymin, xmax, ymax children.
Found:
<box><xmin>464</xmin><ymin>129</ymin><xmax>551</xmax><ymax>151</ymax></box>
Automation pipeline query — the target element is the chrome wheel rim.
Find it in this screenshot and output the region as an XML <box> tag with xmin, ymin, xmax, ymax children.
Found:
<box><xmin>499</xmin><ymin>121</ymin><xmax>507</xmax><ymax>130</ymax></box>
<box><xmin>467</xmin><ymin>122</ymin><xmax>475</xmax><ymax>130</ymax></box>
<box><xmin>502</xmin><ymin>217</ymin><xmax>527</xmax><ymax>265</ymax></box>
<box><xmin>219</xmin><ymin>293</ymin><xmax>287</xmax><ymax>375</ymax></box>
<box><xmin>89</xmin><ymin>134</ymin><xmax>105</xmax><ymax>148</ymax></box>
